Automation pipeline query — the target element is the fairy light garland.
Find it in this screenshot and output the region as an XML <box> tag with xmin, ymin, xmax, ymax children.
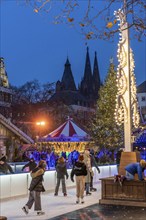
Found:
<box><xmin>114</xmin><ymin>9</ymin><xmax>139</xmax><ymax>128</ymax></box>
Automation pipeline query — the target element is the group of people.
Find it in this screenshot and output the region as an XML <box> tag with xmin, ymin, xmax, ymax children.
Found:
<box><xmin>22</xmin><ymin>149</ymin><xmax>81</xmax><ymax>169</ymax></box>
<box><xmin>1</xmin><ymin>149</ymin><xmax>146</xmax><ymax>217</ymax></box>
<box><xmin>22</xmin><ymin>149</ymin><xmax>100</xmax><ymax>216</ymax></box>
<box><xmin>22</xmin><ymin>148</ymin><xmax>146</xmax><ymax>217</ymax></box>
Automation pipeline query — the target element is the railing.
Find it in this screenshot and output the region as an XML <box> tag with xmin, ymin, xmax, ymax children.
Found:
<box><xmin>0</xmin><ymin>165</ymin><xmax>118</xmax><ymax>200</ymax></box>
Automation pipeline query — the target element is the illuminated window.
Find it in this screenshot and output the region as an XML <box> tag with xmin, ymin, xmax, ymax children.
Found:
<box><xmin>141</xmin><ymin>96</ymin><xmax>146</xmax><ymax>102</ymax></box>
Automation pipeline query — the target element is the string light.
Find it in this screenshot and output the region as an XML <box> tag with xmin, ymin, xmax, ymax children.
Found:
<box><xmin>114</xmin><ymin>9</ymin><xmax>140</xmax><ymax>128</ymax></box>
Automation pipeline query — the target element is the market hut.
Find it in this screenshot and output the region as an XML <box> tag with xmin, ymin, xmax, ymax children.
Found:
<box><xmin>38</xmin><ymin>117</ymin><xmax>90</xmax><ymax>154</ymax></box>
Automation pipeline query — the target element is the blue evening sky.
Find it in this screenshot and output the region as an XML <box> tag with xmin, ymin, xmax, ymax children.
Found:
<box><xmin>1</xmin><ymin>0</ymin><xmax>146</xmax><ymax>87</ymax></box>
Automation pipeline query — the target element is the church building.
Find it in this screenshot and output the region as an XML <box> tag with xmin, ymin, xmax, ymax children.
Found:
<box><xmin>48</xmin><ymin>47</ymin><xmax>101</xmax><ymax>124</ymax></box>
<box><xmin>0</xmin><ymin>57</ymin><xmax>13</xmax><ymax>118</ymax></box>
<box><xmin>0</xmin><ymin>58</ymin><xmax>34</xmax><ymax>159</ymax></box>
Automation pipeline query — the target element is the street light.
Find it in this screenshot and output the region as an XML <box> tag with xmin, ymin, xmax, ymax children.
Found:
<box><xmin>36</xmin><ymin>121</ymin><xmax>46</xmax><ymax>126</ymax></box>
<box><xmin>36</xmin><ymin>121</ymin><xmax>46</xmax><ymax>140</ymax></box>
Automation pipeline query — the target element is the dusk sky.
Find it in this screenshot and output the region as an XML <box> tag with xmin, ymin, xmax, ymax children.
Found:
<box><xmin>1</xmin><ymin>0</ymin><xmax>146</xmax><ymax>88</ymax></box>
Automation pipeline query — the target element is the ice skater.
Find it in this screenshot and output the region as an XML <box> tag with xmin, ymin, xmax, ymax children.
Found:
<box><xmin>22</xmin><ymin>160</ymin><xmax>46</xmax><ymax>216</ymax></box>
<box><xmin>54</xmin><ymin>156</ymin><xmax>69</xmax><ymax>196</ymax></box>
<box><xmin>71</xmin><ymin>154</ymin><xmax>87</xmax><ymax>204</ymax></box>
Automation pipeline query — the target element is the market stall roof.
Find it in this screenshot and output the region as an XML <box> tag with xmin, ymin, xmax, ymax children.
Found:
<box><xmin>40</xmin><ymin>117</ymin><xmax>90</xmax><ymax>142</ymax></box>
<box><xmin>19</xmin><ymin>144</ymin><xmax>37</xmax><ymax>152</ymax></box>
<box><xmin>0</xmin><ymin>113</ymin><xmax>34</xmax><ymax>144</ymax></box>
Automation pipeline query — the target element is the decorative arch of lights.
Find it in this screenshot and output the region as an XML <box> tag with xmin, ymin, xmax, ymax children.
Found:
<box><xmin>114</xmin><ymin>9</ymin><xmax>140</xmax><ymax>128</ymax></box>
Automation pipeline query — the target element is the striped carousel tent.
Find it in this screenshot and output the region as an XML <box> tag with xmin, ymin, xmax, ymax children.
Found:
<box><xmin>41</xmin><ymin>117</ymin><xmax>90</xmax><ymax>142</ymax></box>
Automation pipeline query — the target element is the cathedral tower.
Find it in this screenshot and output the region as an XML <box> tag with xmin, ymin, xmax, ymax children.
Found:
<box><xmin>79</xmin><ymin>47</ymin><xmax>93</xmax><ymax>97</ymax></box>
<box><xmin>56</xmin><ymin>57</ymin><xmax>76</xmax><ymax>92</ymax></box>
<box><xmin>92</xmin><ymin>51</ymin><xmax>101</xmax><ymax>98</ymax></box>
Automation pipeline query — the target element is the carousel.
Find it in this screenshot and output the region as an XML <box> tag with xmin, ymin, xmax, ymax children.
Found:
<box><xmin>37</xmin><ymin>117</ymin><xmax>90</xmax><ymax>154</ymax></box>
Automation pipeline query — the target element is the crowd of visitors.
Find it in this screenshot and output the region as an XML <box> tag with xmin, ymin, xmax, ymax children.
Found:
<box><xmin>21</xmin><ymin>147</ymin><xmax>118</xmax><ymax>171</ymax></box>
<box><xmin>0</xmin><ymin>148</ymin><xmax>146</xmax><ymax>217</ymax></box>
<box><xmin>21</xmin><ymin>149</ymin><xmax>82</xmax><ymax>171</ymax></box>
<box><xmin>22</xmin><ymin>149</ymin><xmax>100</xmax><ymax>215</ymax></box>
<box><xmin>21</xmin><ymin>149</ymin><xmax>146</xmax><ymax>216</ymax></box>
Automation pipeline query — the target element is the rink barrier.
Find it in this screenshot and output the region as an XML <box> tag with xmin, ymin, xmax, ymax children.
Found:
<box><xmin>0</xmin><ymin>165</ymin><xmax>118</xmax><ymax>200</ymax></box>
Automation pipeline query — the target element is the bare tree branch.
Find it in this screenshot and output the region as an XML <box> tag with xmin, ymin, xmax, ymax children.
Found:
<box><xmin>20</xmin><ymin>0</ymin><xmax>146</xmax><ymax>41</ymax></box>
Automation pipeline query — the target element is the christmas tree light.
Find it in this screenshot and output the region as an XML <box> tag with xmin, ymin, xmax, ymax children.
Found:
<box><xmin>114</xmin><ymin>8</ymin><xmax>140</xmax><ymax>152</ymax></box>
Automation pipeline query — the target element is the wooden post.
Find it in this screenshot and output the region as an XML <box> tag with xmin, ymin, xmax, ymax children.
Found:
<box><xmin>0</xmin><ymin>217</ymin><xmax>7</xmax><ymax>220</ymax></box>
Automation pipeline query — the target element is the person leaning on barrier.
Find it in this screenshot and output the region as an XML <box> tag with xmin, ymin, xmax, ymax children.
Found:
<box><xmin>125</xmin><ymin>159</ymin><xmax>146</xmax><ymax>181</ymax></box>
<box><xmin>21</xmin><ymin>158</ymin><xmax>37</xmax><ymax>172</ymax></box>
<box><xmin>0</xmin><ymin>155</ymin><xmax>14</xmax><ymax>174</ymax></box>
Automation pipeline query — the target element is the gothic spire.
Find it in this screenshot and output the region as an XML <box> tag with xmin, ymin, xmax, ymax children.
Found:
<box><xmin>79</xmin><ymin>47</ymin><xmax>93</xmax><ymax>97</ymax></box>
<box><xmin>92</xmin><ymin>51</ymin><xmax>101</xmax><ymax>96</ymax></box>
<box><xmin>61</xmin><ymin>57</ymin><xmax>76</xmax><ymax>91</ymax></box>
<box><xmin>83</xmin><ymin>47</ymin><xmax>92</xmax><ymax>81</ymax></box>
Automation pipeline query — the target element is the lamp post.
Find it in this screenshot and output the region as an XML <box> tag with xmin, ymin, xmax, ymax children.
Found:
<box><xmin>36</xmin><ymin>121</ymin><xmax>46</xmax><ymax>140</ymax></box>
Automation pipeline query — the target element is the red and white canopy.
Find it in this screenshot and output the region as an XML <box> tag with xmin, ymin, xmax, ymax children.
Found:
<box><xmin>41</xmin><ymin>118</ymin><xmax>90</xmax><ymax>142</ymax></box>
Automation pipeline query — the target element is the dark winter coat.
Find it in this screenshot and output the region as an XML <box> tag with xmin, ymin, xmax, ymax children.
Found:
<box><xmin>90</xmin><ymin>154</ymin><xmax>100</xmax><ymax>173</ymax></box>
<box><xmin>0</xmin><ymin>162</ymin><xmax>14</xmax><ymax>174</ymax></box>
<box><xmin>29</xmin><ymin>167</ymin><xmax>45</xmax><ymax>192</ymax></box>
<box><xmin>56</xmin><ymin>162</ymin><xmax>68</xmax><ymax>179</ymax></box>
<box><xmin>71</xmin><ymin>161</ymin><xmax>87</xmax><ymax>179</ymax></box>
<box><xmin>125</xmin><ymin>162</ymin><xmax>145</xmax><ymax>180</ymax></box>
<box><xmin>22</xmin><ymin>160</ymin><xmax>37</xmax><ymax>172</ymax></box>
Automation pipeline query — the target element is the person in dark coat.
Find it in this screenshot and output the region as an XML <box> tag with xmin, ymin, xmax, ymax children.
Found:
<box><xmin>125</xmin><ymin>159</ymin><xmax>146</xmax><ymax>181</ymax></box>
<box><xmin>83</xmin><ymin>150</ymin><xmax>94</xmax><ymax>195</ymax></box>
<box><xmin>54</xmin><ymin>156</ymin><xmax>68</xmax><ymax>196</ymax></box>
<box><xmin>22</xmin><ymin>160</ymin><xmax>46</xmax><ymax>216</ymax></box>
<box><xmin>89</xmin><ymin>149</ymin><xmax>100</xmax><ymax>192</ymax></box>
<box><xmin>0</xmin><ymin>155</ymin><xmax>14</xmax><ymax>174</ymax></box>
<box><xmin>71</xmin><ymin>154</ymin><xmax>87</xmax><ymax>204</ymax></box>
<box><xmin>21</xmin><ymin>158</ymin><xmax>37</xmax><ymax>172</ymax></box>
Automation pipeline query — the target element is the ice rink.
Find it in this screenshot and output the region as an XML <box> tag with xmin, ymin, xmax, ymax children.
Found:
<box><xmin>1</xmin><ymin>182</ymin><xmax>101</xmax><ymax>220</ymax></box>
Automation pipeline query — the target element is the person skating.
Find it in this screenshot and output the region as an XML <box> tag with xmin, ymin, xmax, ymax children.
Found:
<box><xmin>83</xmin><ymin>150</ymin><xmax>94</xmax><ymax>195</ymax></box>
<box><xmin>89</xmin><ymin>149</ymin><xmax>100</xmax><ymax>192</ymax></box>
<box><xmin>70</xmin><ymin>154</ymin><xmax>87</xmax><ymax>204</ymax></box>
<box><xmin>54</xmin><ymin>156</ymin><xmax>68</xmax><ymax>196</ymax></box>
<box><xmin>22</xmin><ymin>160</ymin><xmax>46</xmax><ymax>216</ymax></box>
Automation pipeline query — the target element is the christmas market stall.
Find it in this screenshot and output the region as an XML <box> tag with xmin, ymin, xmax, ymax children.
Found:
<box><xmin>37</xmin><ymin>117</ymin><xmax>90</xmax><ymax>154</ymax></box>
